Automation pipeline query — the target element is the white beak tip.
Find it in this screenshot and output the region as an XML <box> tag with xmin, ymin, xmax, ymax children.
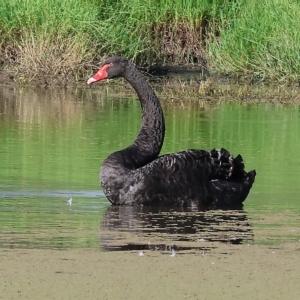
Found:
<box><xmin>87</xmin><ymin>77</ymin><xmax>97</xmax><ymax>85</ymax></box>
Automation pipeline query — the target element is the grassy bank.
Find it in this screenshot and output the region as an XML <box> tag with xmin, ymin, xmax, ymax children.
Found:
<box><xmin>0</xmin><ymin>0</ymin><xmax>300</xmax><ymax>83</ymax></box>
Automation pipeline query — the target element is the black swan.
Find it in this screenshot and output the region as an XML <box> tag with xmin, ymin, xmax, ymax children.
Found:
<box><xmin>87</xmin><ymin>56</ymin><xmax>256</xmax><ymax>207</ymax></box>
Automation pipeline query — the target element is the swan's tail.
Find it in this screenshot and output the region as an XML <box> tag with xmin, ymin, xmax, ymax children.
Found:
<box><xmin>208</xmin><ymin>148</ymin><xmax>256</xmax><ymax>206</ymax></box>
<box><xmin>210</xmin><ymin>148</ymin><xmax>234</xmax><ymax>179</ymax></box>
<box><xmin>209</xmin><ymin>148</ymin><xmax>256</xmax><ymax>183</ymax></box>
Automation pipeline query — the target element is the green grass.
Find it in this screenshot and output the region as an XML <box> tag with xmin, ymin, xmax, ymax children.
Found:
<box><xmin>0</xmin><ymin>0</ymin><xmax>98</xmax><ymax>80</ymax></box>
<box><xmin>208</xmin><ymin>0</ymin><xmax>300</xmax><ymax>82</ymax></box>
<box><xmin>0</xmin><ymin>0</ymin><xmax>300</xmax><ymax>82</ymax></box>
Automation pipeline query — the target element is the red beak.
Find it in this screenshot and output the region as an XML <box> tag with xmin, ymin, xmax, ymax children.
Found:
<box><xmin>87</xmin><ymin>63</ymin><xmax>112</xmax><ymax>85</ymax></box>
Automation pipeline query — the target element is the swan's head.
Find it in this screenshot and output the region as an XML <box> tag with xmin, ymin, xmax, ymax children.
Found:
<box><xmin>87</xmin><ymin>56</ymin><xmax>128</xmax><ymax>85</ymax></box>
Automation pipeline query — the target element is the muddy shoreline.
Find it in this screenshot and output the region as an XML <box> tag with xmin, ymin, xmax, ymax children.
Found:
<box><xmin>2</xmin><ymin>64</ymin><xmax>300</xmax><ymax>104</ymax></box>
<box><xmin>1</xmin><ymin>68</ymin><xmax>300</xmax><ymax>104</ymax></box>
<box><xmin>1</xmin><ymin>243</ymin><xmax>300</xmax><ymax>300</ymax></box>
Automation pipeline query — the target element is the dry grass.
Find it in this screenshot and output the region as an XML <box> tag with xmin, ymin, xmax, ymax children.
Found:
<box><xmin>6</xmin><ymin>33</ymin><xmax>93</xmax><ymax>84</ymax></box>
<box><xmin>156</xmin><ymin>79</ymin><xmax>300</xmax><ymax>103</ymax></box>
<box><xmin>151</xmin><ymin>20</ymin><xmax>208</xmax><ymax>66</ymax></box>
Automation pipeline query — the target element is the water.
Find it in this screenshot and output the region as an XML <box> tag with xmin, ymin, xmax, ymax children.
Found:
<box><xmin>0</xmin><ymin>84</ymin><xmax>300</xmax><ymax>251</ymax></box>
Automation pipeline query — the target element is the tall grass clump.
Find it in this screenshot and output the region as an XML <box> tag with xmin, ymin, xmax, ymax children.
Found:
<box><xmin>0</xmin><ymin>0</ymin><xmax>99</xmax><ymax>81</ymax></box>
<box><xmin>93</xmin><ymin>0</ymin><xmax>231</xmax><ymax>65</ymax></box>
<box><xmin>1</xmin><ymin>0</ymin><xmax>300</xmax><ymax>82</ymax></box>
<box><xmin>0</xmin><ymin>0</ymin><xmax>229</xmax><ymax>81</ymax></box>
<box><xmin>208</xmin><ymin>0</ymin><xmax>300</xmax><ymax>82</ymax></box>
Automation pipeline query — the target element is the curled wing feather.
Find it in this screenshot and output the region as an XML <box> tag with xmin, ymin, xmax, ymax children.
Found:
<box><xmin>139</xmin><ymin>149</ymin><xmax>215</xmax><ymax>178</ymax></box>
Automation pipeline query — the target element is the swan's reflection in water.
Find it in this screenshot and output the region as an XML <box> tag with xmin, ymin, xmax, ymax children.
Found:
<box><xmin>100</xmin><ymin>206</ymin><xmax>253</xmax><ymax>252</ymax></box>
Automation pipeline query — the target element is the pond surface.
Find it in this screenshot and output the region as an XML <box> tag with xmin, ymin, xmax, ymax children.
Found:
<box><xmin>0</xmin><ymin>84</ymin><xmax>300</xmax><ymax>252</ymax></box>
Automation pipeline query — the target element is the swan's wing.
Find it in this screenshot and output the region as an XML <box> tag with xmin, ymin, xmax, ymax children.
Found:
<box><xmin>118</xmin><ymin>148</ymin><xmax>255</xmax><ymax>206</ymax></box>
<box><xmin>139</xmin><ymin>148</ymin><xmax>239</xmax><ymax>181</ymax></box>
<box><xmin>141</xmin><ymin>149</ymin><xmax>210</xmax><ymax>174</ymax></box>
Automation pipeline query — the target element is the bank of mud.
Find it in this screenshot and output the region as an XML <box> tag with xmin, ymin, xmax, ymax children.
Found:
<box><xmin>1</xmin><ymin>67</ymin><xmax>300</xmax><ymax>104</ymax></box>
<box><xmin>1</xmin><ymin>243</ymin><xmax>300</xmax><ymax>300</ymax></box>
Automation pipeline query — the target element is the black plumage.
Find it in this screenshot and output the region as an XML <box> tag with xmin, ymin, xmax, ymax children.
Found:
<box><xmin>87</xmin><ymin>56</ymin><xmax>256</xmax><ymax>207</ymax></box>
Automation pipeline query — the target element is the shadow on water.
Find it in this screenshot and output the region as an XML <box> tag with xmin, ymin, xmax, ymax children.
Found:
<box><xmin>100</xmin><ymin>206</ymin><xmax>253</xmax><ymax>253</ymax></box>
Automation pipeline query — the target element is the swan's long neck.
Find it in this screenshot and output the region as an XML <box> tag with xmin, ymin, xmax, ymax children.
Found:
<box><xmin>112</xmin><ymin>62</ymin><xmax>165</xmax><ymax>169</ymax></box>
